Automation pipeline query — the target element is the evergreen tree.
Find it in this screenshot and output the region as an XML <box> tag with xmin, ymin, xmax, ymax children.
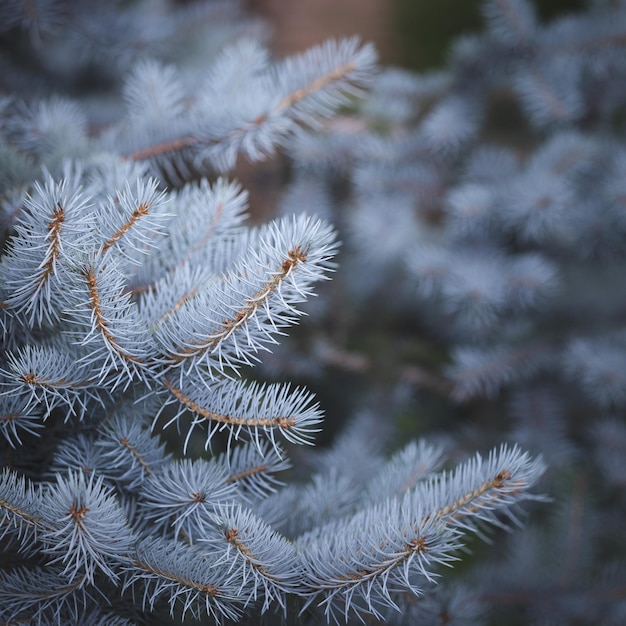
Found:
<box><xmin>5</xmin><ymin>0</ymin><xmax>613</xmax><ymax>624</ymax></box>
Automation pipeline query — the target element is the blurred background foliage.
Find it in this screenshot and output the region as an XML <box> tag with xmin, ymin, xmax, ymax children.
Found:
<box><xmin>239</xmin><ymin>0</ymin><xmax>604</xmax><ymax>451</ymax></box>
<box><xmin>249</xmin><ymin>0</ymin><xmax>586</xmax><ymax>70</ymax></box>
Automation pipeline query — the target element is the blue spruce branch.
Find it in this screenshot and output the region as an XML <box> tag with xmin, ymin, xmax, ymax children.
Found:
<box><xmin>0</xmin><ymin>1</ymin><xmax>551</xmax><ymax>624</ymax></box>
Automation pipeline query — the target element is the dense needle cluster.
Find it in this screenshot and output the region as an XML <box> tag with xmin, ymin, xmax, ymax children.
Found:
<box><xmin>273</xmin><ymin>0</ymin><xmax>626</xmax><ymax>623</ymax></box>
<box><xmin>0</xmin><ymin>1</ymin><xmax>552</xmax><ymax>624</ymax></box>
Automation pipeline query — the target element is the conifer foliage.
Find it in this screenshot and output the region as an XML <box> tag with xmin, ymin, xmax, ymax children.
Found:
<box><xmin>0</xmin><ymin>1</ymin><xmax>550</xmax><ymax>625</ymax></box>
<box><xmin>276</xmin><ymin>0</ymin><xmax>626</xmax><ymax>623</ymax></box>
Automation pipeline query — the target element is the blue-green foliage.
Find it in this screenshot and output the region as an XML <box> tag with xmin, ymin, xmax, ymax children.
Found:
<box><xmin>0</xmin><ymin>1</ymin><xmax>559</xmax><ymax>624</ymax></box>
<box><xmin>276</xmin><ymin>0</ymin><xmax>626</xmax><ymax>623</ymax></box>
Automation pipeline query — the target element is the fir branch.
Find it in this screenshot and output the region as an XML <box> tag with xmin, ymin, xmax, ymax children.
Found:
<box><xmin>0</xmin><ymin>171</ymin><xmax>91</xmax><ymax>326</ymax></box>
<box><xmin>298</xmin><ymin>446</ymin><xmax>544</xmax><ymax>620</ymax></box>
<box><xmin>483</xmin><ymin>0</ymin><xmax>537</xmax><ymax>44</ymax></box>
<box><xmin>163</xmin><ymin>244</ymin><xmax>305</xmax><ymax>363</ymax></box>
<box><xmin>138</xmin><ymin>458</ymin><xmax>236</xmax><ymax>542</ymax></box>
<box><xmin>95</xmin><ymin>408</ymin><xmax>170</xmax><ymax>491</ymax></box>
<box><xmin>37</xmin><ymin>200</ymin><xmax>64</xmax><ymax>290</ymax></box>
<box><xmin>2</xmin><ymin>345</ymin><xmax>105</xmax><ymax>419</ymax></box>
<box><xmin>428</xmin><ymin>445</ymin><xmax>546</xmax><ymax>535</ymax></box>
<box><xmin>298</xmin><ymin>499</ymin><xmax>459</xmax><ymax>621</ymax></box>
<box><xmin>125</xmin><ymin>539</ymin><xmax>246</xmax><ymax>622</ymax></box>
<box><xmin>0</xmin><ymin>395</ymin><xmax>43</xmax><ymax>447</ymax></box>
<box><xmin>83</xmin><ymin>265</ymin><xmax>143</xmax><ymax>364</ymax></box>
<box><xmin>39</xmin><ymin>472</ymin><xmax>135</xmax><ymax>586</ymax></box>
<box><xmin>124</xmin><ymin>38</ymin><xmax>377</xmax><ymax>171</ymax></box>
<box><xmin>49</xmin><ymin>434</ymin><xmax>107</xmax><ymax>479</ymax></box>
<box><xmin>213</xmin><ymin>504</ymin><xmax>302</xmax><ymax>611</ymax></box>
<box><xmin>0</xmin><ymin>469</ymin><xmax>49</xmax><ymax>539</ymax></box>
<box><xmin>223</xmin><ymin>441</ymin><xmax>290</xmax><ymax>501</ymax></box>
<box><xmin>156</xmin><ymin>215</ymin><xmax>338</xmax><ymax>373</ymax></box>
<box><xmin>160</xmin><ymin>378</ymin><xmax>322</xmax><ymax>451</ymax></box>
<box><xmin>0</xmin><ymin>566</ymin><xmax>89</xmax><ymax>626</ymax></box>
<box><xmin>69</xmin><ymin>258</ymin><xmax>152</xmax><ymax>386</ymax></box>
<box><xmin>521</xmin><ymin>67</ymin><xmax>571</xmax><ymax>121</ymax></box>
<box><xmin>99</xmin><ymin>179</ymin><xmax>169</xmax><ymax>263</ymax></box>
<box><xmin>364</xmin><ymin>440</ymin><xmax>446</xmax><ymax>503</ymax></box>
<box><xmin>447</xmin><ymin>343</ymin><xmax>551</xmax><ymax>402</ymax></box>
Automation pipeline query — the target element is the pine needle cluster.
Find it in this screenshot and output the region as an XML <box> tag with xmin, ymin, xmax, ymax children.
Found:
<box><xmin>0</xmin><ymin>1</ymin><xmax>552</xmax><ymax>624</ymax></box>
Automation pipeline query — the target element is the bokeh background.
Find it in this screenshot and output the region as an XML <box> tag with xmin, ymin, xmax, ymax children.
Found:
<box><xmin>248</xmin><ymin>0</ymin><xmax>585</xmax><ymax>69</ymax></box>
